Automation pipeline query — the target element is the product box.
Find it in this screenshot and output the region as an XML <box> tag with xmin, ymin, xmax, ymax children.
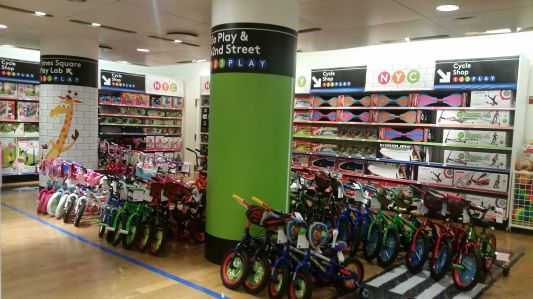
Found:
<box><xmin>0</xmin><ymin>82</ymin><xmax>17</xmax><ymax>97</ymax></box>
<box><xmin>453</xmin><ymin>170</ymin><xmax>508</xmax><ymax>193</ymax></box>
<box><xmin>311</xmin><ymin>143</ymin><xmax>337</xmax><ymax>154</ymax></box>
<box><xmin>415</xmin><ymin>93</ymin><xmax>466</xmax><ymax>107</ymax></box>
<box><xmin>335</xmin><ymin>158</ymin><xmax>365</xmax><ymax>175</ymax></box>
<box><xmin>465</xmin><ymin>194</ymin><xmax>507</xmax><ymax>223</ymax></box>
<box><xmin>293</xmin><ymin>125</ymin><xmax>312</xmax><ymax>137</ymax></box>
<box><xmin>342</xmin><ymin>95</ymin><xmax>373</xmax><ymax>107</ymax></box>
<box><xmin>417</xmin><ymin>166</ymin><xmax>454</xmax><ymax>186</ymax></box>
<box><xmin>312</xmin><ymin>96</ymin><xmax>339</xmax><ymax>107</ymax></box>
<box><xmin>379</xmin><ymin>144</ymin><xmax>429</xmax><ymax>162</ymax></box>
<box><xmin>0</xmin><ymin>138</ymin><xmax>17</xmax><ymax>174</ymax></box>
<box><xmin>470</xmin><ymin>90</ymin><xmax>514</xmax><ymax>108</ymax></box>
<box><xmin>379</xmin><ymin>127</ymin><xmax>428</xmax><ymax>142</ymax></box>
<box><xmin>172</xmin><ymin>97</ymin><xmax>183</xmax><ymax>109</ymax></box>
<box><xmin>337</xmin><ymin>144</ymin><xmax>376</xmax><ymax>158</ymax></box>
<box><xmin>338</xmin><ymin>127</ymin><xmax>378</xmax><ymax>139</ymax></box>
<box><xmin>375</xmin><ymin>110</ymin><xmax>419</xmax><ymax>124</ymax></box>
<box><xmin>308</xmin><ymin>155</ymin><xmax>336</xmax><ymax>170</ymax></box>
<box><xmin>437</xmin><ymin>110</ymin><xmax>510</xmax><ymax>126</ymax></box>
<box><xmin>24</xmin><ymin>123</ymin><xmax>39</xmax><ymax>137</ymax></box>
<box><xmin>444</xmin><ymin>150</ymin><xmax>508</xmax><ymax>169</ymax></box>
<box><xmin>294</xmin><ymin>111</ymin><xmax>310</xmax><ymax>122</ymax></box>
<box><xmin>17</xmin><ymin>139</ymin><xmax>39</xmax><ymax>171</ymax></box>
<box><xmin>154</xmin><ymin>136</ymin><xmax>164</xmax><ymax>149</ymax></box>
<box><xmin>311</xmin><ymin>109</ymin><xmax>338</xmax><ymax>122</ymax></box>
<box><xmin>17</xmin><ymin>84</ymin><xmax>39</xmax><ymax>100</ymax></box>
<box><xmin>294</xmin><ymin>96</ymin><xmax>311</xmax><ymax>107</ymax></box>
<box><xmin>17</xmin><ymin>102</ymin><xmax>39</xmax><ymax>121</ymax></box>
<box><xmin>312</xmin><ymin>126</ymin><xmax>338</xmax><ymax>137</ymax></box>
<box><xmin>292</xmin><ymin>153</ymin><xmax>310</xmax><ymax>168</ymax></box>
<box><xmin>366</xmin><ymin>162</ymin><xmax>412</xmax><ymax>179</ymax></box>
<box><xmin>0</xmin><ymin>100</ymin><xmax>16</xmax><ymax>120</ymax></box>
<box><xmin>338</xmin><ymin>110</ymin><xmax>372</xmax><ymax>123</ymax></box>
<box><xmin>160</xmin><ymin>96</ymin><xmax>173</xmax><ymax>108</ymax></box>
<box><xmin>145</xmin><ymin>136</ymin><xmax>156</xmax><ymax>149</ymax></box>
<box><xmin>375</xmin><ymin>94</ymin><xmax>412</xmax><ymax>107</ymax></box>
<box><xmin>150</xmin><ymin>96</ymin><xmax>162</xmax><ymax>107</ymax></box>
<box><xmin>292</xmin><ymin>141</ymin><xmax>311</xmax><ymax>152</ymax></box>
<box><xmin>443</xmin><ymin>130</ymin><xmax>508</xmax><ymax>147</ymax></box>
<box><xmin>161</xmin><ymin>136</ymin><xmax>170</xmax><ymax>149</ymax></box>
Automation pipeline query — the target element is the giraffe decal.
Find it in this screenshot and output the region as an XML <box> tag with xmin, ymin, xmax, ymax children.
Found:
<box><xmin>45</xmin><ymin>90</ymin><xmax>80</xmax><ymax>160</ymax></box>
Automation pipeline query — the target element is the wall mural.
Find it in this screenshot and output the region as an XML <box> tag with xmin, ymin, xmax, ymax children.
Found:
<box><xmin>45</xmin><ymin>90</ymin><xmax>80</xmax><ymax>160</ymax></box>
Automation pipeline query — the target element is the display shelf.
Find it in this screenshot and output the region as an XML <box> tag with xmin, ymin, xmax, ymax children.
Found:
<box><xmin>2</xmin><ymin>171</ymin><xmax>37</xmax><ymax>177</ymax></box>
<box><xmin>99</xmin><ymin>113</ymin><xmax>180</xmax><ymax>120</ymax></box>
<box><xmin>99</xmin><ymin>123</ymin><xmax>181</xmax><ymax>128</ymax></box>
<box><xmin>294</xmin><ymin>106</ymin><xmax>515</xmax><ymax>111</ymax></box>
<box><xmin>201</xmin><ymin>105</ymin><xmax>210</xmax><ymax>108</ymax></box>
<box><xmin>143</xmin><ymin>148</ymin><xmax>181</xmax><ymax>152</ymax></box>
<box><xmin>292</xmin><ymin>135</ymin><xmax>513</xmax><ymax>151</ymax></box>
<box><xmin>0</xmin><ymin>96</ymin><xmax>39</xmax><ymax>102</ymax></box>
<box><xmin>99</xmin><ymin>132</ymin><xmax>181</xmax><ymax>137</ymax></box>
<box><xmin>0</xmin><ymin>119</ymin><xmax>39</xmax><ymax>123</ymax></box>
<box><xmin>293</xmin><ymin>120</ymin><xmax>513</xmax><ymax>130</ymax></box>
<box><xmin>99</xmin><ymin>103</ymin><xmax>182</xmax><ymax>111</ymax></box>
<box><xmin>0</xmin><ymin>135</ymin><xmax>39</xmax><ymax>138</ymax></box>
<box><xmin>292</xmin><ymin>150</ymin><xmax>510</xmax><ymax>174</ymax></box>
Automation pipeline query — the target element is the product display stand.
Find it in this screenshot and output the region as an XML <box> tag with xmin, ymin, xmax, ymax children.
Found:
<box><xmin>199</xmin><ymin>94</ymin><xmax>209</xmax><ymax>169</ymax></box>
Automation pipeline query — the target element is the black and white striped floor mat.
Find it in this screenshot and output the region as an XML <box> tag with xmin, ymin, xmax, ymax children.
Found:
<box><xmin>347</xmin><ymin>249</ymin><xmax>522</xmax><ymax>299</ymax></box>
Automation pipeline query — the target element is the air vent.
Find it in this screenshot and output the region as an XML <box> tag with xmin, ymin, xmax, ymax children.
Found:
<box><xmin>410</xmin><ymin>34</ymin><xmax>450</xmax><ymax>41</ymax></box>
<box><xmin>0</xmin><ymin>4</ymin><xmax>54</xmax><ymax>17</ymax></box>
<box><xmin>99</xmin><ymin>44</ymin><xmax>112</xmax><ymax>50</ymax></box>
<box><xmin>298</xmin><ymin>28</ymin><xmax>322</xmax><ymax>34</ymax></box>
<box><xmin>455</xmin><ymin>16</ymin><xmax>473</xmax><ymax>20</ymax></box>
<box><xmin>148</xmin><ymin>35</ymin><xmax>201</xmax><ymax>47</ymax></box>
<box><xmin>167</xmin><ymin>31</ymin><xmax>198</xmax><ymax>38</ymax></box>
<box><xmin>70</xmin><ymin>20</ymin><xmax>136</xmax><ymax>33</ymax></box>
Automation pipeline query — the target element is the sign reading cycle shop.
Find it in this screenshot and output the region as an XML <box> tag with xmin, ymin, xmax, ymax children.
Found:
<box><xmin>40</xmin><ymin>55</ymin><xmax>98</xmax><ymax>87</ymax></box>
<box><xmin>100</xmin><ymin>69</ymin><xmax>145</xmax><ymax>92</ymax></box>
<box><xmin>210</xmin><ymin>23</ymin><xmax>297</xmax><ymax>76</ymax></box>
<box><xmin>0</xmin><ymin>58</ymin><xmax>40</xmax><ymax>84</ymax></box>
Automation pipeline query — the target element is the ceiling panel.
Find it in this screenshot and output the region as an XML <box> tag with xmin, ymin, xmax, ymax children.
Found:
<box><xmin>0</xmin><ymin>0</ymin><xmax>117</xmax><ymax>17</ymax></box>
<box><xmin>300</xmin><ymin>0</ymin><xmax>423</xmax><ymax>30</ymax></box>
<box><xmin>123</xmin><ymin>0</ymin><xmax>211</xmax><ymax>23</ymax></box>
<box><xmin>396</xmin><ymin>0</ymin><xmax>533</xmax><ymax>18</ymax></box>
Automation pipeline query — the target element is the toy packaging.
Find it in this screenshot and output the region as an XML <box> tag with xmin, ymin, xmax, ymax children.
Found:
<box><xmin>443</xmin><ymin>129</ymin><xmax>508</xmax><ymax>147</ymax></box>
<box><xmin>379</xmin><ymin>127</ymin><xmax>428</xmax><ymax>142</ymax></box>
<box><xmin>335</xmin><ymin>158</ymin><xmax>365</xmax><ymax>175</ymax></box>
<box><xmin>415</xmin><ymin>93</ymin><xmax>466</xmax><ymax>107</ymax></box>
<box><xmin>154</xmin><ymin>136</ymin><xmax>164</xmax><ymax>149</ymax></box>
<box><xmin>465</xmin><ymin>194</ymin><xmax>507</xmax><ymax>223</ymax></box>
<box><xmin>337</xmin><ymin>144</ymin><xmax>376</xmax><ymax>158</ymax></box>
<box><xmin>0</xmin><ymin>82</ymin><xmax>17</xmax><ymax>97</ymax></box>
<box><xmin>294</xmin><ymin>96</ymin><xmax>311</xmax><ymax>107</ymax></box>
<box><xmin>312</xmin><ymin>126</ymin><xmax>338</xmax><ymax>137</ymax></box>
<box><xmin>418</xmin><ymin>166</ymin><xmax>454</xmax><ymax>186</ymax></box>
<box><xmin>292</xmin><ymin>153</ymin><xmax>310</xmax><ymax>168</ymax></box>
<box><xmin>0</xmin><ymin>100</ymin><xmax>16</xmax><ymax>120</ymax></box>
<box><xmin>470</xmin><ymin>90</ymin><xmax>514</xmax><ymax>108</ymax></box>
<box><xmin>376</xmin><ymin>110</ymin><xmax>419</xmax><ymax>124</ymax></box>
<box><xmin>342</xmin><ymin>95</ymin><xmax>373</xmax><ymax>107</ymax></box>
<box><xmin>145</xmin><ymin>136</ymin><xmax>156</xmax><ymax>149</ymax></box>
<box><xmin>293</xmin><ymin>125</ymin><xmax>312</xmax><ymax>137</ymax></box>
<box><xmin>437</xmin><ymin>110</ymin><xmax>510</xmax><ymax>126</ymax></box>
<box><xmin>172</xmin><ymin>97</ymin><xmax>183</xmax><ymax>109</ymax></box>
<box><xmin>161</xmin><ymin>136</ymin><xmax>171</xmax><ymax>149</ymax></box>
<box><xmin>311</xmin><ymin>109</ymin><xmax>338</xmax><ymax>122</ymax></box>
<box><xmin>338</xmin><ymin>110</ymin><xmax>372</xmax><ymax>123</ymax></box>
<box><xmin>453</xmin><ymin>170</ymin><xmax>508</xmax><ymax>192</ymax></box>
<box><xmin>17</xmin><ymin>84</ymin><xmax>39</xmax><ymax>100</ymax></box>
<box><xmin>312</xmin><ymin>96</ymin><xmax>339</xmax><ymax>107</ymax></box>
<box><xmin>311</xmin><ymin>143</ymin><xmax>337</xmax><ymax>154</ymax></box>
<box><xmin>338</xmin><ymin>127</ymin><xmax>378</xmax><ymax>139</ymax></box>
<box><xmin>444</xmin><ymin>150</ymin><xmax>508</xmax><ymax>169</ymax></box>
<box><xmin>308</xmin><ymin>155</ymin><xmax>336</xmax><ymax>170</ymax></box>
<box><xmin>379</xmin><ymin>144</ymin><xmax>429</xmax><ymax>162</ymax></box>
<box><xmin>292</xmin><ymin>141</ymin><xmax>311</xmax><ymax>152</ymax></box>
<box><xmin>1</xmin><ymin>138</ymin><xmax>17</xmax><ymax>174</ymax></box>
<box><xmin>17</xmin><ymin>102</ymin><xmax>39</xmax><ymax>121</ymax></box>
<box><xmin>366</xmin><ymin>161</ymin><xmax>412</xmax><ymax>179</ymax></box>
<box><xmin>294</xmin><ymin>111</ymin><xmax>310</xmax><ymax>122</ymax></box>
<box><xmin>17</xmin><ymin>139</ymin><xmax>39</xmax><ymax>171</ymax></box>
<box><xmin>375</xmin><ymin>94</ymin><xmax>412</xmax><ymax>107</ymax></box>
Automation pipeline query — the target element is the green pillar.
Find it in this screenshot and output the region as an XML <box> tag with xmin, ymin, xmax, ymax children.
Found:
<box><xmin>205</xmin><ymin>0</ymin><xmax>298</xmax><ymax>263</ymax></box>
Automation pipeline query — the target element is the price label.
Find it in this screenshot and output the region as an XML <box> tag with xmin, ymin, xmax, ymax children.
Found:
<box><xmin>277</xmin><ymin>226</ymin><xmax>288</xmax><ymax>244</ymax></box>
<box><xmin>297</xmin><ymin>229</ymin><xmax>310</xmax><ymax>249</ymax></box>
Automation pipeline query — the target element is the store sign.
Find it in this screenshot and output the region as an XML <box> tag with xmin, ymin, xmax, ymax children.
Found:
<box><xmin>0</xmin><ymin>58</ymin><xmax>40</xmax><ymax>84</ymax></box>
<box><xmin>210</xmin><ymin>22</ymin><xmax>297</xmax><ymax>76</ymax></box>
<box><xmin>365</xmin><ymin>61</ymin><xmax>435</xmax><ymax>91</ymax></box>
<box><xmin>294</xmin><ymin>68</ymin><xmax>311</xmax><ymax>94</ymax></box>
<box><xmin>100</xmin><ymin>69</ymin><xmax>145</xmax><ymax>92</ymax></box>
<box><xmin>145</xmin><ymin>75</ymin><xmax>184</xmax><ymax>97</ymax></box>
<box><xmin>40</xmin><ymin>55</ymin><xmax>98</xmax><ymax>87</ymax></box>
<box><xmin>434</xmin><ymin>56</ymin><xmax>519</xmax><ymax>90</ymax></box>
<box><xmin>310</xmin><ymin>66</ymin><xmax>367</xmax><ymax>93</ymax></box>
<box><xmin>200</xmin><ymin>75</ymin><xmax>210</xmax><ymax>96</ymax></box>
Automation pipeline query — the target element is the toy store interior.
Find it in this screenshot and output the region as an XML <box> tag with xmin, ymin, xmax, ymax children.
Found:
<box><xmin>2</xmin><ymin>1</ymin><xmax>533</xmax><ymax>298</ymax></box>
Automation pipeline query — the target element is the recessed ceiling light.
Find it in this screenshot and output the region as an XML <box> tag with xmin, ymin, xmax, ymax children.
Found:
<box><xmin>0</xmin><ymin>24</ymin><xmax>7</xmax><ymax>29</ymax></box>
<box><xmin>517</xmin><ymin>27</ymin><xmax>523</xmax><ymax>32</ymax></box>
<box><xmin>173</xmin><ymin>39</ymin><xmax>183</xmax><ymax>43</ymax></box>
<box><xmin>117</xmin><ymin>60</ymin><xmax>129</xmax><ymax>64</ymax></box>
<box><xmin>91</xmin><ymin>23</ymin><xmax>101</xmax><ymax>27</ymax></box>
<box><xmin>193</xmin><ymin>59</ymin><xmax>207</xmax><ymax>63</ymax></box>
<box><xmin>34</xmin><ymin>11</ymin><xmax>47</xmax><ymax>16</ymax></box>
<box><xmin>404</xmin><ymin>37</ymin><xmax>410</xmax><ymax>42</ymax></box>
<box><xmin>485</xmin><ymin>28</ymin><xmax>512</xmax><ymax>34</ymax></box>
<box><xmin>436</xmin><ymin>4</ymin><xmax>460</xmax><ymax>12</ymax></box>
<box><xmin>136</xmin><ymin>48</ymin><xmax>150</xmax><ymax>53</ymax></box>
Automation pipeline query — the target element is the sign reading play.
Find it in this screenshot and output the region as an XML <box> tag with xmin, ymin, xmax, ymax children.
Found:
<box><xmin>100</xmin><ymin>69</ymin><xmax>145</xmax><ymax>92</ymax></box>
<box><xmin>40</xmin><ymin>55</ymin><xmax>98</xmax><ymax>87</ymax></box>
<box><xmin>434</xmin><ymin>56</ymin><xmax>519</xmax><ymax>90</ymax></box>
<box><xmin>210</xmin><ymin>22</ymin><xmax>297</xmax><ymax>76</ymax></box>
<box><xmin>0</xmin><ymin>58</ymin><xmax>39</xmax><ymax>84</ymax></box>
<box><xmin>310</xmin><ymin>66</ymin><xmax>366</xmax><ymax>93</ymax></box>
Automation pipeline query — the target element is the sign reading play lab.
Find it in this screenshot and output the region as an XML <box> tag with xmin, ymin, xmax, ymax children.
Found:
<box><xmin>310</xmin><ymin>66</ymin><xmax>366</xmax><ymax>93</ymax></box>
<box><xmin>40</xmin><ymin>55</ymin><xmax>98</xmax><ymax>87</ymax></box>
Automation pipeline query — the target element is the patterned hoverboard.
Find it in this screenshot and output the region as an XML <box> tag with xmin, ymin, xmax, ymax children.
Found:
<box><xmin>377</xmin><ymin>110</ymin><xmax>417</xmax><ymax>123</ymax></box>
<box><xmin>340</xmin><ymin>111</ymin><xmax>372</xmax><ymax>122</ymax></box>
<box><xmin>313</xmin><ymin>96</ymin><xmax>338</xmax><ymax>107</ymax></box>
<box><xmin>417</xmin><ymin>93</ymin><xmax>463</xmax><ymax>107</ymax></box>
<box><xmin>343</xmin><ymin>95</ymin><xmax>372</xmax><ymax>107</ymax></box>
<box><xmin>311</xmin><ymin>111</ymin><xmax>337</xmax><ymax>121</ymax></box>
<box><xmin>376</xmin><ymin>95</ymin><xmax>410</xmax><ymax>107</ymax></box>
<box><xmin>381</xmin><ymin>128</ymin><xmax>425</xmax><ymax>142</ymax></box>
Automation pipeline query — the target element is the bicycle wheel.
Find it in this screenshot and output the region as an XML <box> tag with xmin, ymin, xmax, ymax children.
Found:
<box><xmin>98</xmin><ymin>208</ymin><xmax>109</xmax><ymax>238</ymax></box>
<box><xmin>137</xmin><ymin>220</ymin><xmax>154</xmax><ymax>252</ymax></box>
<box><xmin>105</xmin><ymin>209</ymin><xmax>119</xmax><ymax>243</ymax></box>
<box><xmin>243</xmin><ymin>253</ymin><xmax>270</xmax><ymax>294</ymax></box>
<box><xmin>74</xmin><ymin>198</ymin><xmax>87</xmax><ymax>227</ymax></box>
<box><xmin>63</xmin><ymin>195</ymin><xmax>77</xmax><ymax>223</ymax></box>
<box><xmin>482</xmin><ymin>233</ymin><xmax>497</xmax><ymax>272</ymax></box>
<box><xmin>406</xmin><ymin>231</ymin><xmax>430</xmax><ymax>273</ymax></box>
<box><xmin>377</xmin><ymin>228</ymin><xmax>400</xmax><ymax>268</ymax></box>
<box><xmin>55</xmin><ymin>193</ymin><xmax>70</xmax><ymax>219</ymax></box>
<box><xmin>453</xmin><ymin>249</ymin><xmax>481</xmax><ymax>291</ymax></box>
<box><xmin>430</xmin><ymin>236</ymin><xmax>452</xmax><ymax>281</ymax></box>
<box><xmin>149</xmin><ymin>226</ymin><xmax>166</xmax><ymax>255</ymax></box>
<box><xmin>46</xmin><ymin>192</ymin><xmax>62</xmax><ymax>216</ymax></box>
<box><xmin>335</xmin><ymin>257</ymin><xmax>365</xmax><ymax>294</ymax></box>
<box><xmin>220</xmin><ymin>248</ymin><xmax>249</xmax><ymax>289</ymax></box>
<box><xmin>353</xmin><ymin>219</ymin><xmax>366</xmax><ymax>254</ymax></box>
<box><xmin>337</xmin><ymin>221</ymin><xmax>354</xmax><ymax>252</ymax></box>
<box><xmin>363</xmin><ymin>222</ymin><xmax>383</xmax><ymax>262</ymax></box>
<box><xmin>289</xmin><ymin>268</ymin><xmax>313</xmax><ymax>299</ymax></box>
<box><xmin>111</xmin><ymin>213</ymin><xmax>127</xmax><ymax>246</ymax></box>
<box><xmin>268</xmin><ymin>262</ymin><xmax>290</xmax><ymax>299</ymax></box>
<box><xmin>37</xmin><ymin>190</ymin><xmax>53</xmax><ymax>214</ymax></box>
<box><xmin>123</xmin><ymin>214</ymin><xmax>140</xmax><ymax>249</ymax></box>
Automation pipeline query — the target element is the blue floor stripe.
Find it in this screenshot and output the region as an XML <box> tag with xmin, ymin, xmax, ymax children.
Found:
<box><xmin>0</xmin><ymin>201</ymin><xmax>228</xmax><ymax>299</ymax></box>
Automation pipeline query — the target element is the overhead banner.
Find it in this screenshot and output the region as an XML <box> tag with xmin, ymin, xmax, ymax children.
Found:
<box><xmin>99</xmin><ymin>69</ymin><xmax>145</xmax><ymax>92</ymax></box>
<box><xmin>200</xmin><ymin>75</ymin><xmax>210</xmax><ymax>96</ymax></box>
<box><xmin>310</xmin><ymin>66</ymin><xmax>366</xmax><ymax>93</ymax></box>
<box><xmin>0</xmin><ymin>58</ymin><xmax>40</xmax><ymax>84</ymax></box>
<box><xmin>145</xmin><ymin>75</ymin><xmax>184</xmax><ymax>97</ymax></box>
<box><xmin>210</xmin><ymin>22</ymin><xmax>297</xmax><ymax>76</ymax></box>
<box><xmin>295</xmin><ymin>68</ymin><xmax>311</xmax><ymax>94</ymax></box>
<box><xmin>434</xmin><ymin>56</ymin><xmax>519</xmax><ymax>90</ymax></box>
<box><xmin>365</xmin><ymin>61</ymin><xmax>435</xmax><ymax>91</ymax></box>
<box><xmin>40</xmin><ymin>55</ymin><xmax>98</xmax><ymax>87</ymax></box>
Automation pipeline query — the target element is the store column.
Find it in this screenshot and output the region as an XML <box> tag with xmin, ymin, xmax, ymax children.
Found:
<box><xmin>205</xmin><ymin>0</ymin><xmax>298</xmax><ymax>263</ymax></box>
<box><xmin>39</xmin><ymin>35</ymin><xmax>99</xmax><ymax>185</ymax></box>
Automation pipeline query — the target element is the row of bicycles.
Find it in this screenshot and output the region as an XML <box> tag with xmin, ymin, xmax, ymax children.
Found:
<box><xmin>220</xmin><ymin>167</ymin><xmax>502</xmax><ymax>298</ymax></box>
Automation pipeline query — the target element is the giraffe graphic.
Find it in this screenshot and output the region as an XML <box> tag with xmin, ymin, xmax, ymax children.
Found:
<box><xmin>45</xmin><ymin>90</ymin><xmax>80</xmax><ymax>160</ymax></box>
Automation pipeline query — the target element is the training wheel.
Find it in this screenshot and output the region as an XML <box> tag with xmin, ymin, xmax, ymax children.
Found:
<box><xmin>360</xmin><ymin>285</ymin><xmax>371</xmax><ymax>299</ymax></box>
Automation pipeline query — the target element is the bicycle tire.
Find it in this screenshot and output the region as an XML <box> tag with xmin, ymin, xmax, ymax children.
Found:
<box><xmin>288</xmin><ymin>268</ymin><xmax>313</xmax><ymax>299</ymax></box>
<box><xmin>336</xmin><ymin>257</ymin><xmax>365</xmax><ymax>294</ymax></box>
<box><xmin>106</xmin><ymin>209</ymin><xmax>119</xmax><ymax>243</ymax></box>
<box><xmin>111</xmin><ymin>213</ymin><xmax>127</xmax><ymax>246</ymax></box>
<box><xmin>137</xmin><ymin>220</ymin><xmax>154</xmax><ymax>252</ymax></box>
<box><xmin>243</xmin><ymin>253</ymin><xmax>270</xmax><ymax>294</ymax></box>
<box><xmin>220</xmin><ymin>248</ymin><xmax>249</xmax><ymax>289</ymax></box>
<box><xmin>363</xmin><ymin>222</ymin><xmax>383</xmax><ymax>262</ymax></box>
<box><xmin>46</xmin><ymin>192</ymin><xmax>62</xmax><ymax>216</ymax></box>
<box><xmin>377</xmin><ymin>227</ymin><xmax>400</xmax><ymax>268</ymax></box>
<box><xmin>123</xmin><ymin>214</ymin><xmax>140</xmax><ymax>249</ymax></box>
<box><xmin>268</xmin><ymin>262</ymin><xmax>290</xmax><ymax>299</ymax></box>
<box><xmin>98</xmin><ymin>208</ymin><xmax>109</xmax><ymax>238</ymax></box>
<box><xmin>406</xmin><ymin>231</ymin><xmax>430</xmax><ymax>273</ymax></box>
<box><xmin>453</xmin><ymin>249</ymin><xmax>481</xmax><ymax>291</ymax></box>
<box><xmin>430</xmin><ymin>236</ymin><xmax>453</xmax><ymax>281</ymax></box>
<box><xmin>353</xmin><ymin>219</ymin><xmax>366</xmax><ymax>254</ymax></box>
<box><xmin>74</xmin><ymin>198</ymin><xmax>87</xmax><ymax>227</ymax></box>
<box><xmin>63</xmin><ymin>195</ymin><xmax>77</xmax><ymax>223</ymax></box>
<box><xmin>482</xmin><ymin>233</ymin><xmax>497</xmax><ymax>272</ymax></box>
<box><xmin>149</xmin><ymin>226</ymin><xmax>166</xmax><ymax>255</ymax></box>
<box><xmin>55</xmin><ymin>193</ymin><xmax>70</xmax><ymax>219</ymax></box>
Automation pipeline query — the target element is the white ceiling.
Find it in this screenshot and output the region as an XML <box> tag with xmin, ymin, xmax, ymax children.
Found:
<box><xmin>0</xmin><ymin>0</ymin><xmax>532</xmax><ymax>66</ymax></box>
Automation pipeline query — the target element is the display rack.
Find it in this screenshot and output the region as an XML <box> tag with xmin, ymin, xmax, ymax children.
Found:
<box><xmin>509</xmin><ymin>170</ymin><xmax>533</xmax><ymax>229</ymax></box>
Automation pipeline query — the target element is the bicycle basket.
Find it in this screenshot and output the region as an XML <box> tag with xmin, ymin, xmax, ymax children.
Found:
<box><xmin>447</xmin><ymin>198</ymin><xmax>466</xmax><ymax>217</ymax></box>
<box><xmin>424</xmin><ymin>193</ymin><xmax>443</xmax><ymax>216</ymax></box>
<box><xmin>314</xmin><ymin>173</ymin><xmax>331</xmax><ymax>191</ymax></box>
<box><xmin>245</xmin><ymin>205</ymin><xmax>267</xmax><ymax>226</ymax></box>
<box><xmin>307</xmin><ymin>222</ymin><xmax>329</xmax><ymax>249</ymax></box>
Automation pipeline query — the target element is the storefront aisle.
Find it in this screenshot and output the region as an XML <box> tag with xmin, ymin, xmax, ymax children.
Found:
<box><xmin>1</xmin><ymin>188</ymin><xmax>532</xmax><ymax>299</ymax></box>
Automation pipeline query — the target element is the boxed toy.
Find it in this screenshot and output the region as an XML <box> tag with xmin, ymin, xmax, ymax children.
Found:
<box><xmin>342</xmin><ymin>95</ymin><xmax>373</xmax><ymax>107</ymax></box>
<box><xmin>294</xmin><ymin>111</ymin><xmax>310</xmax><ymax>122</ymax></box>
<box><xmin>470</xmin><ymin>90</ymin><xmax>514</xmax><ymax>108</ymax></box>
<box><xmin>379</xmin><ymin>144</ymin><xmax>429</xmax><ymax>162</ymax></box>
<box><xmin>0</xmin><ymin>138</ymin><xmax>17</xmax><ymax>174</ymax></box>
<box><xmin>17</xmin><ymin>139</ymin><xmax>39</xmax><ymax>171</ymax></box>
<box><xmin>465</xmin><ymin>194</ymin><xmax>507</xmax><ymax>223</ymax></box>
<box><xmin>417</xmin><ymin>166</ymin><xmax>454</xmax><ymax>186</ymax></box>
<box><xmin>338</xmin><ymin>110</ymin><xmax>372</xmax><ymax>123</ymax></box>
<box><xmin>292</xmin><ymin>153</ymin><xmax>310</xmax><ymax>168</ymax></box>
<box><xmin>308</xmin><ymin>155</ymin><xmax>336</xmax><ymax>170</ymax></box>
<box><xmin>311</xmin><ymin>143</ymin><xmax>337</xmax><ymax>154</ymax></box>
<box><xmin>154</xmin><ymin>136</ymin><xmax>164</xmax><ymax>149</ymax></box>
<box><xmin>0</xmin><ymin>82</ymin><xmax>17</xmax><ymax>97</ymax></box>
<box><xmin>366</xmin><ymin>161</ymin><xmax>412</xmax><ymax>179</ymax></box>
<box><xmin>0</xmin><ymin>100</ymin><xmax>16</xmax><ymax>120</ymax></box>
<box><xmin>443</xmin><ymin>130</ymin><xmax>508</xmax><ymax>147</ymax></box>
<box><xmin>161</xmin><ymin>136</ymin><xmax>171</xmax><ymax>149</ymax></box>
<box><xmin>172</xmin><ymin>97</ymin><xmax>183</xmax><ymax>109</ymax></box>
<box><xmin>17</xmin><ymin>102</ymin><xmax>39</xmax><ymax>121</ymax></box>
<box><xmin>294</xmin><ymin>96</ymin><xmax>311</xmax><ymax>107</ymax></box>
<box><xmin>338</xmin><ymin>127</ymin><xmax>378</xmax><ymax>139</ymax></box>
<box><xmin>415</xmin><ymin>93</ymin><xmax>466</xmax><ymax>107</ymax></box>
<box><xmin>311</xmin><ymin>109</ymin><xmax>338</xmax><ymax>122</ymax></box>
<box><xmin>312</xmin><ymin>96</ymin><xmax>339</xmax><ymax>107</ymax></box>
<box><xmin>453</xmin><ymin>170</ymin><xmax>508</xmax><ymax>192</ymax></box>
<box><xmin>379</xmin><ymin>127</ymin><xmax>428</xmax><ymax>142</ymax></box>
<box><xmin>312</xmin><ymin>126</ymin><xmax>338</xmax><ymax>137</ymax></box>
<box><xmin>292</xmin><ymin>141</ymin><xmax>311</xmax><ymax>152</ymax></box>
<box><xmin>444</xmin><ymin>150</ymin><xmax>508</xmax><ymax>169</ymax></box>
<box><xmin>375</xmin><ymin>110</ymin><xmax>419</xmax><ymax>124</ymax></box>
<box><xmin>145</xmin><ymin>136</ymin><xmax>156</xmax><ymax>149</ymax></box>
<box><xmin>17</xmin><ymin>84</ymin><xmax>39</xmax><ymax>100</ymax></box>
<box><xmin>375</xmin><ymin>94</ymin><xmax>412</xmax><ymax>107</ymax></box>
<box><xmin>335</xmin><ymin>158</ymin><xmax>365</xmax><ymax>175</ymax></box>
<box><xmin>337</xmin><ymin>144</ymin><xmax>376</xmax><ymax>158</ymax></box>
<box><xmin>159</xmin><ymin>96</ymin><xmax>172</xmax><ymax>108</ymax></box>
<box><xmin>437</xmin><ymin>110</ymin><xmax>510</xmax><ymax>126</ymax></box>
<box><xmin>293</xmin><ymin>125</ymin><xmax>312</xmax><ymax>137</ymax></box>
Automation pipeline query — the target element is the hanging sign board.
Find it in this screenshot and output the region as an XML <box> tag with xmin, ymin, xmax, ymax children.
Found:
<box><xmin>434</xmin><ymin>56</ymin><xmax>519</xmax><ymax>90</ymax></box>
<box><xmin>295</xmin><ymin>68</ymin><xmax>311</xmax><ymax>94</ymax></box>
<box><xmin>99</xmin><ymin>70</ymin><xmax>145</xmax><ymax>92</ymax></box>
<box><xmin>310</xmin><ymin>66</ymin><xmax>366</xmax><ymax>93</ymax></box>
<box><xmin>40</xmin><ymin>55</ymin><xmax>98</xmax><ymax>87</ymax></box>
<box><xmin>145</xmin><ymin>75</ymin><xmax>184</xmax><ymax>97</ymax></box>
<box><xmin>0</xmin><ymin>58</ymin><xmax>40</xmax><ymax>84</ymax></box>
<box><xmin>365</xmin><ymin>61</ymin><xmax>435</xmax><ymax>91</ymax></box>
<box><xmin>200</xmin><ymin>76</ymin><xmax>210</xmax><ymax>96</ymax></box>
